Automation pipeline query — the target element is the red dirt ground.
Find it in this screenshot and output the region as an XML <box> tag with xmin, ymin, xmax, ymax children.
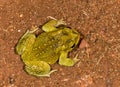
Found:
<box><xmin>0</xmin><ymin>0</ymin><xmax>120</xmax><ymax>87</ymax></box>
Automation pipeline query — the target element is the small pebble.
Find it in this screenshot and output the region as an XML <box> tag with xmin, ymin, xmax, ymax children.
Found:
<box><xmin>19</xmin><ymin>14</ymin><xmax>23</xmax><ymax>17</ymax></box>
<box><xmin>17</xmin><ymin>29</ymin><xmax>21</xmax><ymax>32</ymax></box>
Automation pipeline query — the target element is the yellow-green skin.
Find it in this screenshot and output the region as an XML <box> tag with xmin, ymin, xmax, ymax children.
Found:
<box><xmin>16</xmin><ymin>19</ymin><xmax>80</xmax><ymax>77</ymax></box>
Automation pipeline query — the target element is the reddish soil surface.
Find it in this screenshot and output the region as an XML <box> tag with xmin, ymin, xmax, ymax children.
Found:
<box><xmin>0</xmin><ymin>0</ymin><xmax>120</xmax><ymax>87</ymax></box>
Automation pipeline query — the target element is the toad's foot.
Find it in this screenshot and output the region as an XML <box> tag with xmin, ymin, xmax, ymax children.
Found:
<box><xmin>29</xmin><ymin>26</ymin><xmax>39</xmax><ymax>33</ymax></box>
<box><xmin>47</xmin><ymin>16</ymin><xmax>66</xmax><ymax>27</ymax></box>
<box><xmin>73</xmin><ymin>54</ymin><xmax>79</xmax><ymax>63</ymax></box>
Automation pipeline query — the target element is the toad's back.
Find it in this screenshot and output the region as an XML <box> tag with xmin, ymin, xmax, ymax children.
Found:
<box><xmin>28</xmin><ymin>29</ymin><xmax>64</xmax><ymax>64</ymax></box>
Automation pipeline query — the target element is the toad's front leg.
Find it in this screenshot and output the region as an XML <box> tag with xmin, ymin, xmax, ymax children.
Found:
<box><xmin>59</xmin><ymin>51</ymin><xmax>79</xmax><ymax>66</ymax></box>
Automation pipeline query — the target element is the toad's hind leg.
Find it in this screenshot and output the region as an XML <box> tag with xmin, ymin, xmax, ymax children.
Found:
<box><xmin>25</xmin><ymin>61</ymin><xmax>57</xmax><ymax>77</ymax></box>
<box><xmin>16</xmin><ymin>26</ymin><xmax>38</xmax><ymax>55</ymax></box>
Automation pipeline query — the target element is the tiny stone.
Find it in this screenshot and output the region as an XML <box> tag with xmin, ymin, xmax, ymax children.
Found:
<box><xmin>9</xmin><ymin>77</ymin><xmax>15</xmax><ymax>84</ymax></box>
<box><xmin>18</xmin><ymin>29</ymin><xmax>21</xmax><ymax>32</ymax></box>
<box><xmin>19</xmin><ymin>14</ymin><xmax>23</xmax><ymax>17</ymax></box>
<box><xmin>63</xmin><ymin>78</ymin><xmax>69</xmax><ymax>81</ymax></box>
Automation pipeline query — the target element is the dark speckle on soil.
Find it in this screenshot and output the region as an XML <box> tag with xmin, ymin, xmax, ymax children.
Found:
<box><xmin>0</xmin><ymin>0</ymin><xmax>120</xmax><ymax>87</ymax></box>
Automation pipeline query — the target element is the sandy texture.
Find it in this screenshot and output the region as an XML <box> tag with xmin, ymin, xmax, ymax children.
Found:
<box><xmin>0</xmin><ymin>0</ymin><xmax>120</xmax><ymax>87</ymax></box>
